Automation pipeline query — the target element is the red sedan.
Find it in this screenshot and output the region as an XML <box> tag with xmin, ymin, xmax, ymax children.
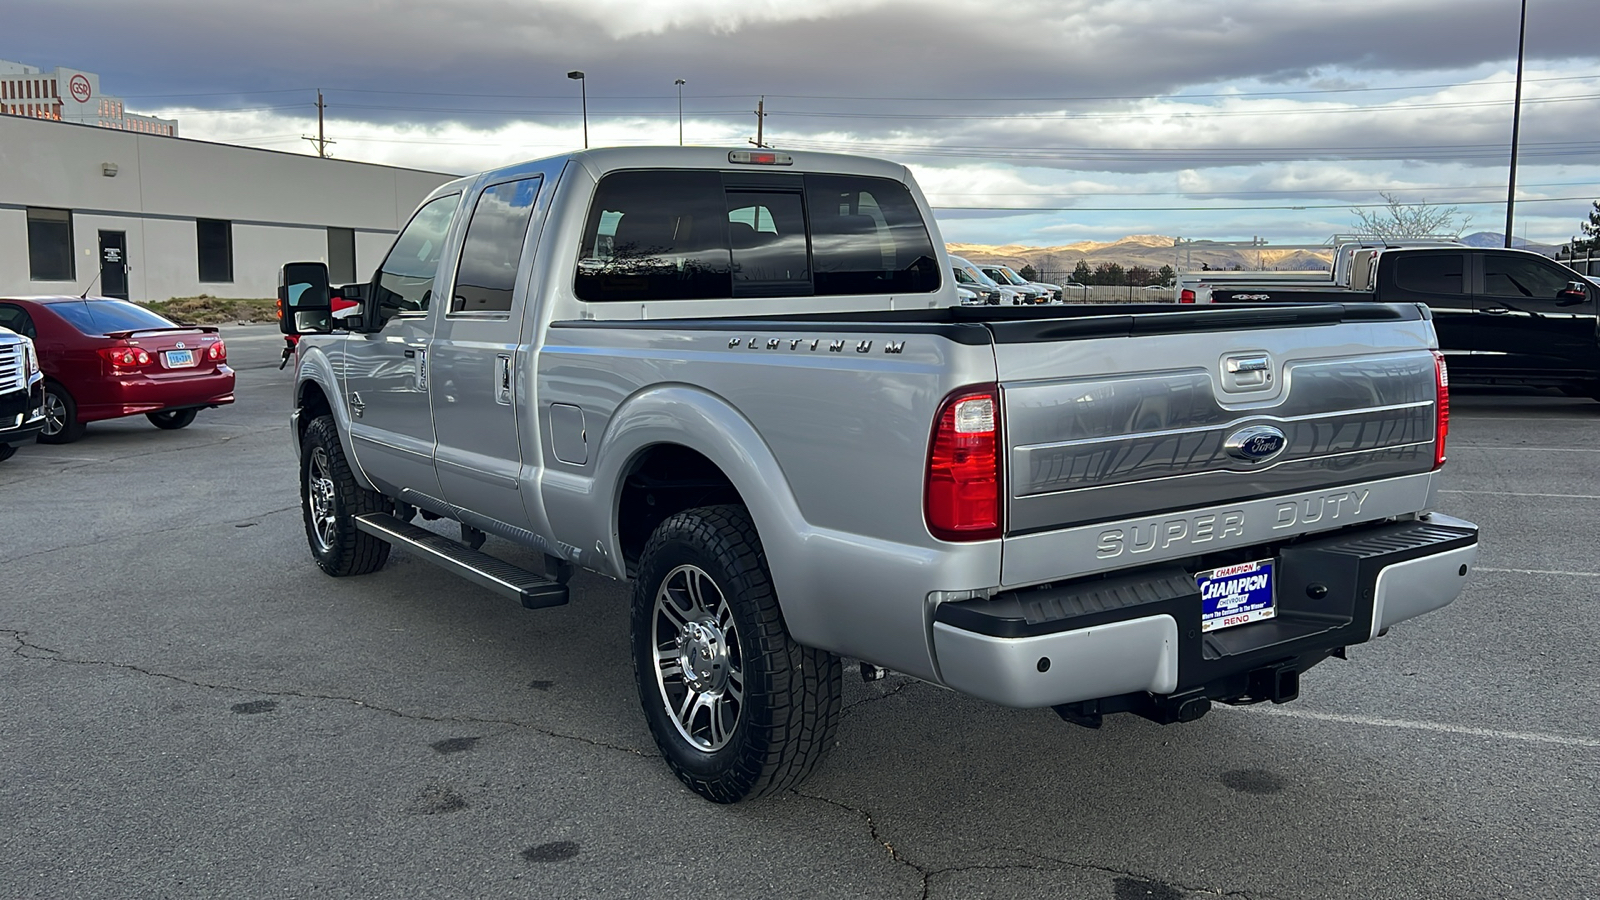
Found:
<box><xmin>0</xmin><ymin>297</ymin><xmax>235</xmax><ymax>444</ymax></box>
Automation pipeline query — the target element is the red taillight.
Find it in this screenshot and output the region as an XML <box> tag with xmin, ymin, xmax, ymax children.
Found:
<box><xmin>925</xmin><ymin>386</ymin><xmax>1002</xmax><ymax>541</ymax></box>
<box><xmin>207</xmin><ymin>340</ymin><xmax>227</xmax><ymax>361</ymax></box>
<box><xmin>1433</xmin><ymin>350</ymin><xmax>1449</xmax><ymax>469</ymax></box>
<box><xmin>99</xmin><ymin>346</ymin><xmax>151</xmax><ymax>370</ymax></box>
<box><xmin>1179</xmin><ymin>289</ymin><xmax>1196</xmax><ymax>303</ymax></box>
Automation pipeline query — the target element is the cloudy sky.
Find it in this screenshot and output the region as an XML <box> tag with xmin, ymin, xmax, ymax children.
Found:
<box><xmin>8</xmin><ymin>0</ymin><xmax>1600</xmax><ymax>249</ymax></box>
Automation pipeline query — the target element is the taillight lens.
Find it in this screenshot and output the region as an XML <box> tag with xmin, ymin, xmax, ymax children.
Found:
<box><xmin>926</xmin><ymin>386</ymin><xmax>1002</xmax><ymax>541</ymax></box>
<box><xmin>1179</xmin><ymin>289</ymin><xmax>1196</xmax><ymax>303</ymax></box>
<box><xmin>1433</xmin><ymin>350</ymin><xmax>1449</xmax><ymax>469</ymax></box>
<box><xmin>207</xmin><ymin>340</ymin><xmax>227</xmax><ymax>361</ymax></box>
<box><xmin>99</xmin><ymin>346</ymin><xmax>152</xmax><ymax>370</ymax></box>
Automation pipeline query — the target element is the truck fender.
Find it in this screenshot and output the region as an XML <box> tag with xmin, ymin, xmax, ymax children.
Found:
<box><xmin>293</xmin><ymin>348</ymin><xmax>378</xmax><ymax>494</ymax></box>
<box><xmin>585</xmin><ymin>385</ymin><xmax>812</xmax><ymax>619</ymax></box>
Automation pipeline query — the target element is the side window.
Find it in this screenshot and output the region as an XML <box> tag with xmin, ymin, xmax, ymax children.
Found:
<box><xmin>452</xmin><ymin>177</ymin><xmax>542</xmax><ymax>314</ymax></box>
<box><xmin>1483</xmin><ymin>254</ymin><xmax>1575</xmax><ymax>299</ymax></box>
<box><xmin>374</xmin><ymin>193</ymin><xmax>461</xmax><ymax>314</ymax></box>
<box><xmin>805</xmin><ymin>174</ymin><xmax>939</xmax><ymax>295</ymax></box>
<box><xmin>727</xmin><ymin>192</ymin><xmax>809</xmax><ymax>297</ymax></box>
<box><xmin>576</xmin><ymin>171</ymin><xmax>731</xmax><ymax>302</ymax></box>
<box><xmin>0</xmin><ymin>304</ymin><xmax>36</xmax><ymax>340</ymax></box>
<box><xmin>1393</xmin><ymin>254</ymin><xmax>1464</xmax><ymax>294</ymax></box>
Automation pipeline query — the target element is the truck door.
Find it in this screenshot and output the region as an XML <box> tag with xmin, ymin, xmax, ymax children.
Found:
<box><xmin>1382</xmin><ymin>250</ymin><xmax>1478</xmax><ymax>375</ymax></box>
<box><xmin>429</xmin><ymin>173</ymin><xmax>546</xmax><ymax>533</ymax></box>
<box><xmin>1473</xmin><ymin>251</ymin><xmax>1599</xmax><ymax>382</ymax></box>
<box><xmin>342</xmin><ymin>192</ymin><xmax>463</xmax><ymax>502</ymax></box>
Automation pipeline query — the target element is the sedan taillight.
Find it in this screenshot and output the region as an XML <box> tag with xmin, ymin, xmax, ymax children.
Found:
<box><xmin>206</xmin><ymin>340</ymin><xmax>227</xmax><ymax>361</ymax></box>
<box><xmin>99</xmin><ymin>346</ymin><xmax>152</xmax><ymax>370</ymax></box>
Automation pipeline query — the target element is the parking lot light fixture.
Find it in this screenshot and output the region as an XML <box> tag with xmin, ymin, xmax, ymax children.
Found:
<box><xmin>675</xmin><ymin>78</ymin><xmax>686</xmax><ymax>146</ymax></box>
<box><xmin>567</xmin><ymin>71</ymin><xmax>587</xmax><ymax>149</ymax></box>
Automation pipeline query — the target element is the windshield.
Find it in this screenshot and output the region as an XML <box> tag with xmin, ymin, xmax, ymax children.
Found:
<box><xmin>960</xmin><ymin>265</ymin><xmax>999</xmax><ymax>287</ymax></box>
<box><xmin>997</xmin><ymin>267</ymin><xmax>1030</xmax><ymax>286</ymax></box>
<box><xmin>49</xmin><ymin>300</ymin><xmax>178</xmax><ymax>335</ymax></box>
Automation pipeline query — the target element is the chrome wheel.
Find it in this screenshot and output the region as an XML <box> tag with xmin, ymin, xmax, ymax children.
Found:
<box><xmin>41</xmin><ymin>391</ymin><xmax>68</xmax><ymax>437</ymax></box>
<box><xmin>651</xmin><ymin>564</ymin><xmax>744</xmax><ymax>752</ymax></box>
<box><xmin>306</xmin><ymin>446</ymin><xmax>338</xmax><ymax>553</ymax></box>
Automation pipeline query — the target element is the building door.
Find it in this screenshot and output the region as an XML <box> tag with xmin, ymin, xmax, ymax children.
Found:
<box><xmin>98</xmin><ymin>231</ymin><xmax>128</xmax><ymax>299</ymax></box>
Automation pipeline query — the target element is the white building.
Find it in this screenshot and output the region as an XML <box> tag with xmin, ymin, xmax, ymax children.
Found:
<box><xmin>0</xmin><ymin>58</ymin><xmax>178</xmax><ymax>136</ymax></box>
<box><xmin>1</xmin><ymin>114</ymin><xmax>455</xmax><ymax>303</ymax></box>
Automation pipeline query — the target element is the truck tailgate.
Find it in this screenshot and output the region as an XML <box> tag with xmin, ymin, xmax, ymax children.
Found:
<box><xmin>991</xmin><ymin>304</ymin><xmax>1441</xmax><ymax>586</ymax></box>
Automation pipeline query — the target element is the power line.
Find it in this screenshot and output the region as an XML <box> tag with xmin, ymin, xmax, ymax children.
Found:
<box><xmin>929</xmin><ymin>195</ymin><xmax>1600</xmax><ymax>213</ymax></box>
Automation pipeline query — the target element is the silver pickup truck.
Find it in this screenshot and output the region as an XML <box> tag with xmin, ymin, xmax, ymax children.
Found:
<box><xmin>278</xmin><ymin>147</ymin><xmax>1479</xmax><ymax>803</ymax></box>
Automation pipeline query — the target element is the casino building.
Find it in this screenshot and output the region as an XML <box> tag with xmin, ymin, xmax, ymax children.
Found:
<box><xmin>0</xmin><ymin>58</ymin><xmax>178</xmax><ymax>136</ymax></box>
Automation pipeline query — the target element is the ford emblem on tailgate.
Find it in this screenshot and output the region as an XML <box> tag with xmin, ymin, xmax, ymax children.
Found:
<box><xmin>1224</xmin><ymin>425</ymin><xmax>1287</xmax><ymax>463</ymax></box>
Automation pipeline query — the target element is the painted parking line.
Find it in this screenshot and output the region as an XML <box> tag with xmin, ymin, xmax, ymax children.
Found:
<box><xmin>1474</xmin><ymin>566</ymin><xmax>1600</xmax><ymax>578</ymax></box>
<box><xmin>1439</xmin><ymin>490</ymin><xmax>1600</xmax><ymax>500</ymax></box>
<box><xmin>1224</xmin><ymin>705</ymin><xmax>1600</xmax><ymax>749</ymax></box>
<box><xmin>1449</xmin><ymin>445</ymin><xmax>1600</xmax><ymax>452</ymax></box>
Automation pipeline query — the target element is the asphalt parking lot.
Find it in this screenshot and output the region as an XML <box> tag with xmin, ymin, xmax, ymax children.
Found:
<box><xmin>3</xmin><ymin>324</ymin><xmax>1596</xmax><ymax>900</ymax></box>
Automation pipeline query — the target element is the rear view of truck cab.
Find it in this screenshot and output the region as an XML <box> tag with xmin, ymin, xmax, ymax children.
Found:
<box><xmin>923</xmin><ymin>305</ymin><xmax>1476</xmax><ymax>726</ymax></box>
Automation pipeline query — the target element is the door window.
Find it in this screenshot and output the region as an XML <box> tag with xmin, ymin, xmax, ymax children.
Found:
<box><xmin>0</xmin><ymin>304</ymin><xmax>36</xmax><ymax>340</ymax></box>
<box><xmin>374</xmin><ymin>193</ymin><xmax>461</xmax><ymax>314</ymax></box>
<box><xmin>452</xmin><ymin>177</ymin><xmax>542</xmax><ymax>313</ymax></box>
<box><xmin>1393</xmin><ymin>253</ymin><xmax>1464</xmax><ymax>294</ymax></box>
<box><xmin>1483</xmin><ymin>254</ymin><xmax>1573</xmax><ymax>299</ymax></box>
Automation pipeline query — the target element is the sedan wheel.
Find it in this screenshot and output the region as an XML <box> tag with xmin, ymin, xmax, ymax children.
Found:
<box><xmin>37</xmin><ymin>384</ymin><xmax>86</xmax><ymax>444</ymax></box>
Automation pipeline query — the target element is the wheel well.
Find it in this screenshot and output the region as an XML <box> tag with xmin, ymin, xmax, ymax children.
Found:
<box><xmin>618</xmin><ymin>445</ymin><xmax>744</xmax><ymax>568</ymax></box>
<box><xmin>297</xmin><ymin>381</ymin><xmax>333</xmax><ymax>444</ymax></box>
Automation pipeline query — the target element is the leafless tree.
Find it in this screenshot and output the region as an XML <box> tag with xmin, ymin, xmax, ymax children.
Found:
<box><xmin>1350</xmin><ymin>193</ymin><xmax>1472</xmax><ymax>239</ymax></box>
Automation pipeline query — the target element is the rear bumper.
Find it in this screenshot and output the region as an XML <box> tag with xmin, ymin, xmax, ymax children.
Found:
<box><xmin>78</xmin><ymin>367</ymin><xmax>236</xmax><ymax>422</ymax></box>
<box><xmin>931</xmin><ymin>514</ymin><xmax>1477</xmax><ymax>709</ymax></box>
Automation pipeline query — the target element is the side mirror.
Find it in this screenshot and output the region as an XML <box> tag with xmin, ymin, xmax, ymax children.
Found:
<box><xmin>1557</xmin><ymin>281</ymin><xmax>1589</xmax><ymax>306</ymax></box>
<box><xmin>278</xmin><ymin>262</ymin><xmax>333</xmax><ymax>334</ymax></box>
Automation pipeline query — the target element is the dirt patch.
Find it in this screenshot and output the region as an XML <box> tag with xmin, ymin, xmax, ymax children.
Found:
<box><xmin>141</xmin><ymin>295</ymin><xmax>278</xmax><ymax>325</ymax></box>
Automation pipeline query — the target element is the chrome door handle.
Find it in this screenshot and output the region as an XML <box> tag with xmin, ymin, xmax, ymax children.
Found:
<box><xmin>495</xmin><ymin>354</ymin><xmax>513</xmax><ymax>405</ymax></box>
<box><xmin>1482</xmin><ymin>307</ymin><xmax>1511</xmax><ymax>315</ymax></box>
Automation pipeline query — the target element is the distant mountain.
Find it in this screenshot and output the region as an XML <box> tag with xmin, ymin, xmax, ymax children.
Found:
<box><xmin>1458</xmin><ymin>232</ymin><xmax>1559</xmax><ymax>253</ymax></box>
<box><xmin>947</xmin><ymin>234</ymin><xmax>1333</xmax><ymax>281</ymax></box>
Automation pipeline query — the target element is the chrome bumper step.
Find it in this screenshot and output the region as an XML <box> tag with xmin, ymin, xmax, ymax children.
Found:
<box><xmin>355</xmin><ymin>513</ymin><xmax>569</xmax><ymax>609</ymax></box>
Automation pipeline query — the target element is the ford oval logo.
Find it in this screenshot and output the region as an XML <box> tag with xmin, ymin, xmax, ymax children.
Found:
<box><xmin>1224</xmin><ymin>425</ymin><xmax>1287</xmax><ymax>463</ymax></box>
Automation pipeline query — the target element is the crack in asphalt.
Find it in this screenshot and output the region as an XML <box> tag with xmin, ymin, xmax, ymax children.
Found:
<box><xmin>0</xmin><ymin>628</ymin><xmax>658</xmax><ymax>760</ymax></box>
<box><xmin>787</xmin><ymin>790</ymin><xmax>1275</xmax><ymax>900</ymax></box>
<box><xmin>0</xmin><ymin>505</ymin><xmax>301</xmax><ymax>567</ymax></box>
<box><xmin>843</xmin><ymin>675</ymin><xmax>917</xmax><ymax>713</ymax></box>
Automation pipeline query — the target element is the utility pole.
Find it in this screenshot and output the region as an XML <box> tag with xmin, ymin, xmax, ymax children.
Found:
<box><xmin>749</xmin><ymin>96</ymin><xmax>766</xmax><ymax>149</ymax></box>
<box><xmin>1503</xmin><ymin>0</ymin><xmax>1528</xmax><ymax>248</ymax></box>
<box><xmin>302</xmin><ymin>89</ymin><xmax>334</xmax><ymax>158</ymax></box>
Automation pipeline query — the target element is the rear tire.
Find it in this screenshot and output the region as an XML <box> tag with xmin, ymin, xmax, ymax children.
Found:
<box><xmin>300</xmin><ymin>415</ymin><xmax>391</xmax><ymax>576</ymax></box>
<box><xmin>37</xmin><ymin>382</ymin><xmax>85</xmax><ymax>444</ymax></box>
<box><xmin>631</xmin><ymin>504</ymin><xmax>842</xmax><ymax>803</ymax></box>
<box><xmin>147</xmin><ymin>409</ymin><xmax>198</xmax><ymax>430</ymax></box>
<box><xmin>0</xmin><ymin>444</ymin><xmax>15</xmax><ymax>462</ymax></box>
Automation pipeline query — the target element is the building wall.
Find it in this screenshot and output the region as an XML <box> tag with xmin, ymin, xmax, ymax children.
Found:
<box><xmin>0</xmin><ymin>115</ymin><xmax>455</xmax><ymax>301</ymax></box>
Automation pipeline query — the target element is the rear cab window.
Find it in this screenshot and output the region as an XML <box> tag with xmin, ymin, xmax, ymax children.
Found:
<box><xmin>575</xmin><ymin>170</ymin><xmax>939</xmax><ymax>302</ymax></box>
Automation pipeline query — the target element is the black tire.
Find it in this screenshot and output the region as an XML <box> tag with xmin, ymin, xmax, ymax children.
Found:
<box><xmin>37</xmin><ymin>381</ymin><xmax>85</xmax><ymax>444</ymax></box>
<box><xmin>147</xmin><ymin>408</ymin><xmax>198</xmax><ymax>430</ymax></box>
<box><xmin>300</xmin><ymin>415</ymin><xmax>391</xmax><ymax>576</ymax></box>
<box><xmin>631</xmin><ymin>504</ymin><xmax>842</xmax><ymax>803</ymax></box>
<box><xmin>0</xmin><ymin>444</ymin><xmax>15</xmax><ymax>462</ymax></box>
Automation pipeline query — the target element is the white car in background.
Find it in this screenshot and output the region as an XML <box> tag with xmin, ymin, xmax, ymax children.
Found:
<box><xmin>949</xmin><ymin>255</ymin><xmax>1021</xmax><ymax>304</ymax></box>
<box><xmin>979</xmin><ymin>264</ymin><xmax>1060</xmax><ymax>303</ymax></box>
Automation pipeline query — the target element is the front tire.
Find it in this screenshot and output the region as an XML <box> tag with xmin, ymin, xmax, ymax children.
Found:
<box><xmin>0</xmin><ymin>444</ymin><xmax>15</xmax><ymax>462</ymax></box>
<box><xmin>631</xmin><ymin>505</ymin><xmax>842</xmax><ymax>803</ymax></box>
<box><xmin>147</xmin><ymin>408</ymin><xmax>198</xmax><ymax>430</ymax></box>
<box><xmin>37</xmin><ymin>382</ymin><xmax>85</xmax><ymax>444</ymax></box>
<box><xmin>300</xmin><ymin>415</ymin><xmax>391</xmax><ymax>576</ymax></box>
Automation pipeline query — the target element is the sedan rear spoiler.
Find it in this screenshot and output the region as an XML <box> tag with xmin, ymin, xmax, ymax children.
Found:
<box><xmin>103</xmin><ymin>326</ymin><xmax>219</xmax><ymax>339</ymax></box>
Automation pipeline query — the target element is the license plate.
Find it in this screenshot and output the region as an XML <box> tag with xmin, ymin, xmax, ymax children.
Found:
<box><xmin>1197</xmin><ymin>559</ymin><xmax>1276</xmax><ymax>633</ymax></box>
<box><xmin>164</xmin><ymin>349</ymin><xmax>196</xmax><ymax>368</ymax></box>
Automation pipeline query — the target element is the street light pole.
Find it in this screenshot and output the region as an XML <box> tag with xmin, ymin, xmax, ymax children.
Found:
<box><xmin>567</xmin><ymin>70</ymin><xmax>587</xmax><ymax>149</ymax></box>
<box><xmin>674</xmin><ymin>78</ymin><xmax>685</xmax><ymax>146</ymax></box>
<box><xmin>1504</xmin><ymin>0</ymin><xmax>1527</xmax><ymax>248</ymax></box>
